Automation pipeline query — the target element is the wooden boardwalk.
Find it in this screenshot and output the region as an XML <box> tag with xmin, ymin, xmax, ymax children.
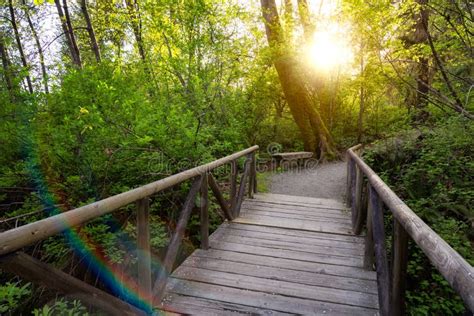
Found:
<box><xmin>161</xmin><ymin>193</ymin><xmax>379</xmax><ymax>315</ymax></box>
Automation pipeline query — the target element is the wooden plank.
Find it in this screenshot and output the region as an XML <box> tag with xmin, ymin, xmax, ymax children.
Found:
<box><xmin>192</xmin><ymin>248</ymin><xmax>377</xmax><ymax>281</ymax></box>
<box><xmin>254</xmin><ymin>193</ymin><xmax>346</xmax><ymax>208</ymax></box>
<box><xmin>391</xmin><ymin>219</ymin><xmax>409</xmax><ymax>316</ymax></box>
<box><xmin>245</xmin><ymin>198</ymin><xmax>349</xmax><ymax>212</ymax></box>
<box><xmin>233</xmin><ymin>215</ymin><xmax>353</xmax><ymax>235</ymax></box>
<box><xmin>242</xmin><ymin>200</ymin><xmax>351</xmax><ymax>218</ymax></box>
<box><xmin>210</xmin><ymin>228</ymin><xmax>364</xmax><ymax>258</ymax></box>
<box><xmin>182</xmin><ymin>254</ymin><xmax>377</xmax><ymax>294</ymax></box>
<box><xmin>240</xmin><ymin>208</ymin><xmax>352</xmax><ymax>225</ymax></box>
<box><xmin>172</xmin><ymin>266</ymin><xmax>379</xmax><ymax>309</ymax></box>
<box><xmin>0</xmin><ymin>252</ymin><xmax>145</xmax><ymax>315</ymax></box>
<box><xmin>200</xmin><ymin>173</ymin><xmax>209</xmax><ymax>250</ymax></box>
<box><xmin>152</xmin><ymin>176</ymin><xmax>202</xmax><ymax>303</ymax></box>
<box><xmin>209</xmin><ymin>239</ymin><xmax>363</xmax><ymax>267</ymax></box>
<box><xmin>161</xmin><ymin>293</ymin><xmax>292</xmax><ymax>315</ymax></box>
<box><xmin>224</xmin><ymin>222</ymin><xmax>365</xmax><ymax>244</ymax></box>
<box><xmin>136</xmin><ymin>198</ymin><xmax>152</xmax><ymax>303</ymax></box>
<box><xmin>219</xmin><ymin>225</ymin><xmax>365</xmax><ymax>252</ymax></box>
<box><xmin>165</xmin><ymin>278</ymin><xmax>378</xmax><ymax>315</ymax></box>
<box><xmin>369</xmin><ymin>185</ymin><xmax>390</xmax><ymax>316</ymax></box>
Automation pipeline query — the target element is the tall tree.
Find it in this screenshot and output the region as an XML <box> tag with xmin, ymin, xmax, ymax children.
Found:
<box><xmin>125</xmin><ymin>0</ymin><xmax>146</xmax><ymax>62</ymax></box>
<box><xmin>297</xmin><ymin>0</ymin><xmax>315</xmax><ymax>42</ymax></box>
<box><xmin>62</xmin><ymin>0</ymin><xmax>82</xmax><ymax>67</ymax></box>
<box><xmin>80</xmin><ymin>0</ymin><xmax>101</xmax><ymax>63</ymax></box>
<box><xmin>260</xmin><ymin>0</ymin><xmax>335</xmax><ymax>158</ymax></box>
<box><xmin>9</xmin><ymin>0</ymin><xmax>33</xmax><ymax>94</ymax></box>
<box><xmin>411</xmin><ymin>0</ymin><xmax>430</xmax><ymax>122</ymax></box>
<box><xmin>54</xmin><ymin>0</ymin><xmax>81</xmax><ymax>67</ymax></box>
<box><xmin>0</xmin><ymin>32</ymin><xmax>15</xmax><ymax>101</ymax></box>
<box><xmin>22</xmin><ymin>0</ymin><xmax>49</xmax><ymax>94</ymax></box>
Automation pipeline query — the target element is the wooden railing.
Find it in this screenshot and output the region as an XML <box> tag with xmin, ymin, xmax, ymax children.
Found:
<box><xmin>0</xmin><ymin>146</ymin><xmax>259</xmax><ymax>314</ymax></box>
<box><xmin>346</xmin><ymin>145</ymin><xmax>474</xmax><ymax>315</ymax></box>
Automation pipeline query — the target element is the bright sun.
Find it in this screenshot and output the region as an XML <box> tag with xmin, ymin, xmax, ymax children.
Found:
<box><xmin>305</xmin><ymin>23</ymin><xmax>354</xmax><ymax>72</ymax></box>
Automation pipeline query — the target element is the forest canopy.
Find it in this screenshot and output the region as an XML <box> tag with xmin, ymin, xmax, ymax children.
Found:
<box><xmin>0</xmin><ymin>0</ymin><xmax>472</xmax><ymax>314</ymax></box>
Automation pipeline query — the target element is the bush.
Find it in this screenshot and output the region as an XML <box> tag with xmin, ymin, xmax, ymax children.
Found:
<box><xmin>364</xmin><ymin>116</ymin><xmax>473</xmax><ymax>314</ymax></box>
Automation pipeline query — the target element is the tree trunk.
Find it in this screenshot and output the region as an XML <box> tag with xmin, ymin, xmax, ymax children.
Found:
<box><xmin>54</xmin><ymin>0</ymin><xmax>81</xmax><ymax>67</ymax></box>
<box><xmin>0</xmin><ymin>33</ymin><xmax>15</xmax><ymax>101</ymax></box>
<box><xmin>357</xmin><ymin>43</ymin><xmax>365</xmax><ymax>143</ymax></box>
<box><xmin>125</xmin><ymin>0</ymin><xmax>146</xmax><ymax>62</ymax></box>
<box><xmin>80</xmin><ymin>0</ymin><xmax>101</xmax><ymax>63</ymax></box>
<box><xmin>62</xmin><ymin>0</ymin><xmax>82</xmax><ymax>68</ymax></box>
<box><xmin>22</xmin><ymin>0</ymin><xmax>49</xmax><ymax>94</ymax></box>
<box><xmin>297</xmin><ymin>0</ymin><xmax>315</xmax><ymax>42</ymax></box>
<box><xmin>260</xmin><ymin>0</ymin><xmax>335</xmax><ymax>158</ymax></box>
<box><xmin>413</xmin><ymin>0</ymin><xmax>430</xmax><ymax>122</ymax></box>
<box><xmin>9</xmin><ymin>0</ymin><xmax>33</xmax><ymax>94</ymax></box>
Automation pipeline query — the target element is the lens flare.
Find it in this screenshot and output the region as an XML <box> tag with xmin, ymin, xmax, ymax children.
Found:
<box><xmin>304</xmin><ymin>23</ymin><xmax>354</xmax><ymax>72</ymax></box>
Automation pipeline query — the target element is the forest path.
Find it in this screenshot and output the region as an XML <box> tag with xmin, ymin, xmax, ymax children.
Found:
<box><xmin>268</xmin><ymin>161</ymin><xmax>347</xmax><ymax>202</ymax></box>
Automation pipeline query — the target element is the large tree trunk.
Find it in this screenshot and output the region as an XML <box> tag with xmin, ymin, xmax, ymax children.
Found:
<box><xmin>80</xmin><ymin>0</ymin><xmax>101</xmax><ymax>63</ymax></box>
<box><xmin>9</xmin><ymin>0</ymin><xmax>33</xmax><ymax>94</ymax></box>
<box><xmin>260</xmin><ymin>0</ymin><xmax>335</xmax><ymax>158</ymax></box>
<box><xmin>413</xmin><ymin>0</ymin><xmax>430</xmax><ymax>122</ymax></box>
<box><xmin>62</xmin><ymin>0</ymin><xmax>82</xmax><ymax>67</ymax></box>
<box><xmin>54</xmin><ymin>0</ymin><xmax>81</xmax><ymax>67</ymax></box>
<box><xmin>22</xmin><ymin>0</ymin><xmax>49</xmax><ymax>94</ymax></box>
<box><xmin>0</xmin><ymin>33</ymin><xmax>15</xmax><ymax>102</ymax></box>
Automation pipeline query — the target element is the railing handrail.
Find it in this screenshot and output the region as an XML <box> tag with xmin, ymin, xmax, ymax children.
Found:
<box><xmin>347</xmin><ymin>144</ymin><xmax>474</xmax><ymax>312</ymax></box>
<box><xmin>0</xmin><ymin>145</ymin><xmax>259</xmax><ymax>256</ymax></box>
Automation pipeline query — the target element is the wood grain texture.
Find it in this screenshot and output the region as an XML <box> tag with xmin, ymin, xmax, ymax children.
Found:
<box><xmin>160</xmin><ymin>193</ymin><xmax>378</xmax><ymax>314</ymax></box>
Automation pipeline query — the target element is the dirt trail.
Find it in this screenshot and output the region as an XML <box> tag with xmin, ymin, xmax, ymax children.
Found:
<box><xmin>268</xmin><ymin>162</ymin><xmax>347</xmax><ymax>202</ymax></box>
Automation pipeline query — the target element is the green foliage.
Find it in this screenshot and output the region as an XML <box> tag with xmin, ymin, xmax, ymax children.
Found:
<box><xmin>32</xmin><ymin>299</ymin><xmax>88</xmax><ymax>316</ymax></box>
<box><xmin>364</xmin><ymin>116</ymin><xmax>473</xmax><ymax>314</ymax></box>
<box><xmin>0</xmin><ymin>282</ymin><xmax>31</xmax><ymax>314</ymax></box>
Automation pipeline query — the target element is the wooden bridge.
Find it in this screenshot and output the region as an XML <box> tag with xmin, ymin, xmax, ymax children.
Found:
<box><xmin>0</xmin><ymin>145</ymin><xmax>472</xmax><ymax>315</ymax></box>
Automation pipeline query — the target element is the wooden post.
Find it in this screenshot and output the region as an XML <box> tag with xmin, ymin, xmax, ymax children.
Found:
<box><xmin>152</xmin><ymin>176</ymin><xmax>202</xmax><ymax>304</ymax></box>
<box><xmin>391</xmin><ymin>218</ymin><xmax>409</xmax><ymax>316</ymax></box>
<box><xmin>352</xmin><ymin>163</ymin><xmax>361</xmax><ymax>226</ymax></box>
<box><xmin>230</xmin><ymin>160</ymin><xmax>237</xmax><ymax>214</ymax></box>
<box><xmin>234</xmin><ymin>158</ymin><xmax>251</xmax><ymax>218</ymax></box>
<box><xmin>363</xmin><ymin>183</ymin><xmax>375</xmax><ymax>270</ymax></box>
<box><xmin>208</xmin><ymin>173</ymin><xmax>233</xmax><ymax>220</ymax></box>
<box><xmin>248</xmin><ymin>154</ymin><xmax>254</xmax><ymax>199</ymax></box>
<box><xmin>353</xmin><ymin>165</ymin><xmax>366</xmax><ymax>235</ymax></box>
<box><xmin>346</xmin><ymin>156</ymin><xmax>352</xmax><ymax>206</ymax></box>
<box><xmin>0</xmin><ymin>252</ymin><xmax>144</xmax><ymax>315</ymax></box>
<box><xmin>136</xmin><ymin>198</ymin><xmax>151</xmax><ymax>304</ymax></box>
<box><xmin>200</xmin><ymin>173</ymin><xmax>209</xmax><ymax>250</ymax></box>
<box><xmin>253</xmin><ymin>152</ymin><xmax>258</xmax><ymax>194</ymax></box>
<box><xmin>369</xmin><ymin>184</ymin><xmax>390</xmax><ymax>316</ymax></box>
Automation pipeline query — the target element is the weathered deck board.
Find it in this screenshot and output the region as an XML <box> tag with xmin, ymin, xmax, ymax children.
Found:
<box><xmin>159</xmin><ymin>193</ymin><xmax>378</xmax><ymax>315</ymax></box>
